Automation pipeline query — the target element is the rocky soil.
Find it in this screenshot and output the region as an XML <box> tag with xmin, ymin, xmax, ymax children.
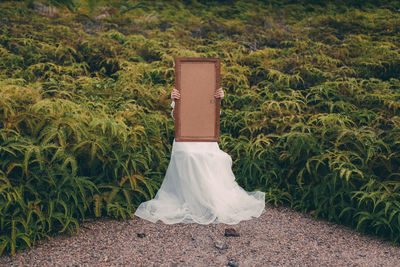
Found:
<box><xmin>1</xmin><ymin>203</ymin><xmax>399</xmax><ymax>266</ymax></box>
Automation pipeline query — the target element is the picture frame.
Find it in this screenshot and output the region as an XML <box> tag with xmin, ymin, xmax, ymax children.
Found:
<box><xmin>173</xmin><ymin>57</ymin><xmax>221</xmax><ymax>142</ymax></box>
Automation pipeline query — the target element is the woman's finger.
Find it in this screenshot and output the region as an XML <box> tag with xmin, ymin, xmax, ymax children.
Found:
<box><xmin>214</xmin><ymin>88</ymin><xmax>224</xmax><ymax>98</ymax></box>
<box><xmin>171</xmin><ymin>88</ymin><xmax>181</xmax><ymax>99</ymax></box>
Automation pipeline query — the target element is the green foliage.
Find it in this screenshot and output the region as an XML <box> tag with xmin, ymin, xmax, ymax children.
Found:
<box><xmin>1</xmin><ymin>0</ymin><xmax>400</xmax><ymax>256</ymax></box>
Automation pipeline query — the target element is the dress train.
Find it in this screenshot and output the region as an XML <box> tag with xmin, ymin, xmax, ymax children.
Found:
<box><xmin>134</xmin><ymin>139</ymin><xmax>266</xmax><ymax>225</ymax></box>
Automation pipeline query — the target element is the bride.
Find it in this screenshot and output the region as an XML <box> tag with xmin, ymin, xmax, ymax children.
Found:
<box><xmin>134</xmin><ymin>87</ymin><xmax>266</xmax><ymax>225</ymax></box>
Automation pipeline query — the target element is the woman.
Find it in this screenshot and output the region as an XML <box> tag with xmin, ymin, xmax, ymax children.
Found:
<box><xmin>134</xmin><ymin>87</ymin><xmax>266</xmax><ymax>225</ymax></box>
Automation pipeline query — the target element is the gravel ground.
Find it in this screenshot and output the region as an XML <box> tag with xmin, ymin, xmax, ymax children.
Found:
<box><xmin>1</xmin><ymin>203</ymin><xmax>399</xmax><ymax>267</ymax></box>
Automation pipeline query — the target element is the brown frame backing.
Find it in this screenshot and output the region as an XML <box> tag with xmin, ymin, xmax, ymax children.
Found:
<box><xmin>174</xmin><ymin>57</ymin><xmax>221</xmax><ymax>142</ymax></box>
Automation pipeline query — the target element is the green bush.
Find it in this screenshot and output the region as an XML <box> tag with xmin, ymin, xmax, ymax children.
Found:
<box><xmin>0</xmin><ymin>0</ymin><xmax>399</xmax><ymax>256</ymax></box>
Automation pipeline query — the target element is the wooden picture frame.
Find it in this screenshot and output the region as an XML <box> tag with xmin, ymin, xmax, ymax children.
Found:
<box><xmin>174</xmin><ymin>57</ymin><xmax>221</xmax><ymax>142</ymax></box>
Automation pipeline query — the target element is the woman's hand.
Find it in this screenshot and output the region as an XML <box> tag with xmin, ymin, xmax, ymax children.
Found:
<box><xmin>171</xmin><ymin>88</ymin><xmax>180</xmax><ymax>100</ymax></box>
<box><xmin>214</xmin><ymin>87</ymin><xmax>224</xmax><ymax>99</ymax></box>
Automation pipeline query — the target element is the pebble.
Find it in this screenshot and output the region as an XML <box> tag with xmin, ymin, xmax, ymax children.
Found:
<box><xmin>214</xmin><ymin>240</ymin><xmax>228</xmax><ymax>250</ymax></box>
<box><xmin>225</xmin><ymin>228</ymin><xmax>240</xmax><ymax>237</ymax></box>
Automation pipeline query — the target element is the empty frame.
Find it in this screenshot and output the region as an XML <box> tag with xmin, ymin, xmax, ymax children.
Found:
<box><xmin>174</xmin><ymin>57</ymin><xmax>221</xmax><ymax>142</ymax></box>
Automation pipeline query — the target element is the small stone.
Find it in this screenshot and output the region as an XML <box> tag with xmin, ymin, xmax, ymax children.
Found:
<box><xmin>227</xmin><ymin>260</ymin><xmax>238</xmax><ymax>267</ymax></box>
<box><xmin>137</xmin><ymin>233</ymin><xmax>146</xmax><ymax>238</ymax></box>
<box><xmin>214</xmin><ymin>240</ymin><xmax>228</xmax><ymax>250</ymax></box>
<box><xmin>225</xmin><ymin>228</ymin><xmax>240</xmax><ymax>237</ymax></box>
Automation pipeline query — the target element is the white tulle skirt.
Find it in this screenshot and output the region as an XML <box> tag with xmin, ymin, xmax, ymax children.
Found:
<box><xmin>134</xmin><ymin>139</ymin><xmax>266</xmax><ymax>225</ymax></box>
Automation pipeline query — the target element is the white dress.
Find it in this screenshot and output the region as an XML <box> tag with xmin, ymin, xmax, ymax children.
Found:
<box><xmin>133</xmin><ymin>101</ymin><xmax>266</xmax><ymax>225</ymax></box>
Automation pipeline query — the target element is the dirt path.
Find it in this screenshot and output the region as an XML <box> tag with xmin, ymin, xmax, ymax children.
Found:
<box><xmin>1</xmin><ymin>203</ymin><xmax>399</xmax><ymax>266</ymax></box>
